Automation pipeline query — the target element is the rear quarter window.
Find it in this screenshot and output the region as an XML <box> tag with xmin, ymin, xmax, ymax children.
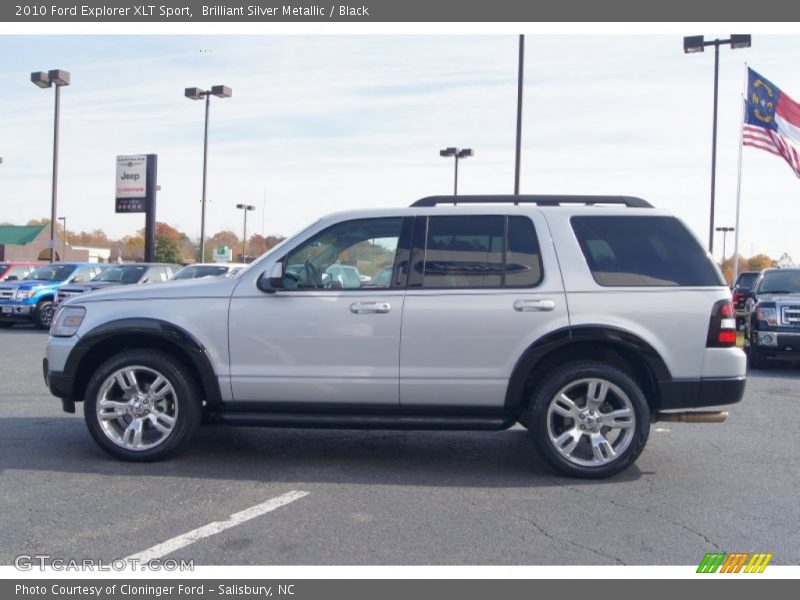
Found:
<box><xmin>571</xmin><ymin>215</ymin><xmax>724</xmax><ymax>287</ymax></box>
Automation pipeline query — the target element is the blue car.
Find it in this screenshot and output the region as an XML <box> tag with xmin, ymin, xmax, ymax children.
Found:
<box><xmin>0</xmin><ymin>263</ymin><xmax>108</xmax><ymax>329</ymax></box>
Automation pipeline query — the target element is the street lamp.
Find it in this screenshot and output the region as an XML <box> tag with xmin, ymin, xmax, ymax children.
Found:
<box><xmin>683</xmin><ymin>34</ymin><xmax>751</xmax><ymax>254</ymax></box>
<box><xmin>236</xmin><ymin>203</ymin><xmax>255</xmax><ymax>262</ymax></box>
<box><xmin>58</xmin><ymin>216</ymin><xmax>66</xmax><ymax>261</ymax></box>
<box><xmin>715</xmin><ymin>226</ymin><xmax>734</xmax><ymax>264</ymax></box>
<box><xmin>185</xmin><ymin>84</ymin><xmax>232</xmax><ymax>262</ymax></box>
<box><xmin>31</xmin><ymin>69</ymin><xmax>70</xmax><ymax>263</ymax></box>
<box><xmin>439</xmin><ymin>147</ymin><xmax>474</xmax><ymax>196</ymax></box>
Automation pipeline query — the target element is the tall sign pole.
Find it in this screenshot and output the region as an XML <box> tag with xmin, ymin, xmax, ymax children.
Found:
<box><xmin>514</xmin><ymin>34</ymin><xmax>525</xmax><ymax>195</ymax></box>
<box><xmin>116</xmin><ymin>154</ymin><xmax>158</xmax><ymax>261</ymax></box>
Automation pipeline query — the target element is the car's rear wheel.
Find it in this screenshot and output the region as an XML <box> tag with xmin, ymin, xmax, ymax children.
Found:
<box><xmin>526</xmin><ymin>361</ymin><xmax>650</xmax><ymax>478</ymax></box>
<box><xmin>33</xmin><ymin>299</ymin><xmax>54</xmax><ymax>330</ymax></box>
<box><xmin>84</xmin><ymin>350</ymin><xmax>201</xmax><ymax>461</ymax></box>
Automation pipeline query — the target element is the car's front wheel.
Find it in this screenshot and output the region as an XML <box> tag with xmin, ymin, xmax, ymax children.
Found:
<box><xmin>33</xmin><ymin>299</ymin><xmax>54</xmax><ymax>330</ymax></box>
<box><xmin>84</xmin><ymin>350</ymin><xmax>202</xmax><ymax>461</ymax></box>
<box><xmin>526</xmin><ymin>361</ymin><xmax>650</xmax><ymax>478</ymax></box>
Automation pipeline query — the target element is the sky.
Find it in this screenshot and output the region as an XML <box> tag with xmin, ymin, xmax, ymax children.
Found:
<box><xmin>2</xmin><ymin>33</ymin><xmax>800</xmax><ymax>262</ymax></box>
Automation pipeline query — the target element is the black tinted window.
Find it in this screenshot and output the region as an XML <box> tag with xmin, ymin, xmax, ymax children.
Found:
<box><xmin>571</xmin><ymin>216</ymin><xmax>724</xmax><ymax>287</ymax></box>
<box><xmin>419</xmin><ymin>216</ymin><xmax>542</xmax><ymax>289</ymax></box>
<box><xmin>735</xmin><ymin>273</ymin><xmax>758</xmax><ymax>289</ymax></box>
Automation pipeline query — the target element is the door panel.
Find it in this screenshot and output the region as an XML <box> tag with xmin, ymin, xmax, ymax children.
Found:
<box><xmin>399</xmin><ymin>212</ymin><xmax>568</xmax><ymax>408</ymax></box>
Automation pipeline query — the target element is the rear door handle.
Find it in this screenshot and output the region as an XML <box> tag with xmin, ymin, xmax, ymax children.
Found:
<box><xmin>513</xmin><ymin>299</ymin><xmax>555</xmax><ymax>312</ymax></box>
<box><xmin>350</xmin><ymin>302</ymin><xmax>391</xmax><ymax>314</ymax></box>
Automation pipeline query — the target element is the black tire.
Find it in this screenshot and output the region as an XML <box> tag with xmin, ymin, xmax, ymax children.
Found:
<box><xmin>747</xmin><ymin>345</ymin><xmax>768</xmax><ymax>370</ymax></box>
<box><xmin>84</xmin><ymin>349</ymin><xmax>202</xmax><ymax>461</ymax></box>
<box><xmin>525</xmin><ymin>361</ymin><xmax>650</xmax><ymax>479</ymax></box>
<box><xmin>32</xmin><ymin>299</ymin><xmax>54</xmax><ymax>330</ymax></box>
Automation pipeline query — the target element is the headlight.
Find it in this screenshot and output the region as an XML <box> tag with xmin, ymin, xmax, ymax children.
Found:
<box><xmin>13</xmin><ymin>289</ymin><xmax>35</xmax><ymax>301</ymax></box>
<box><xmin>756</xmin><ymin>306</ymin><xmax>778</xmax><ymax>326</ymax></box>
<box><xmin>50</xmin><ymin>306</ymin><xmax>86</xmax><ymax>337</ymax></box>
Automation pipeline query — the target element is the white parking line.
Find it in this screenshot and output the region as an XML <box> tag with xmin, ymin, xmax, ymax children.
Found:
<box><xmin>125</xmin><ymin>490</ymin><xmax>309</xmax><ymax>562</ymax></box>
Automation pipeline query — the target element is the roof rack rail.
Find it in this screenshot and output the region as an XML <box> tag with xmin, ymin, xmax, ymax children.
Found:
<box><xmin>410</xmin><ymin>195</ymin><xmax>652</xmax><ymax>208</ymax></box>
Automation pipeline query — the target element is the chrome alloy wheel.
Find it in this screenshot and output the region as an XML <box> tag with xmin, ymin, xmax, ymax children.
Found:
<box><xmin>546</xmin><ymin>377</ymin><xmax>636</xmax><ymax>467</ymax></box>
<box><xmin>95</xmin><ymin>366</ymin><xmax>178</xmax><ymax>451</ymax></box>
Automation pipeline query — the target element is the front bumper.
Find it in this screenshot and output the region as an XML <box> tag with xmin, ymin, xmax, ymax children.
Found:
<box><xmin>0</xmin><ymin>303</ymin><xmax>34</xmax><ymax>319</ymax></box>
<box><xmin>43</xmin><ymin>357</ymin><xmax>77</xmax><ymax>413</ymax></box>
<box><xmin>752</xmin><ymin>329</ymin><xmax>800</xmax><ymax>360</ymax></box>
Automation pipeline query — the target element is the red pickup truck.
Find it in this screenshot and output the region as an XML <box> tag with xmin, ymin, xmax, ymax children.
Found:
<box><xmin>0</xmin><ymin>262</ymin><xmax>42</xmax><ymax>282</ymax></box>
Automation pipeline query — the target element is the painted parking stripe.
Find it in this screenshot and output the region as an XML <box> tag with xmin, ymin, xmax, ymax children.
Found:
<box><xmin>125</xmin><ymin>490</ymin><xmax>309</xmax><ymax>562</ymax></box>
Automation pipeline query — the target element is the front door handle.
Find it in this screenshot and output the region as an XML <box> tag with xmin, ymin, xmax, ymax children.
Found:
<box><xmin>350</xmin><ymin>302</ymin><xmax>391</xmax><ymax>314</ymax></box>
<box><xmin>513</xmin><ymin>299</ymin><xmax>555</xmax><ymax>312</ymax></box>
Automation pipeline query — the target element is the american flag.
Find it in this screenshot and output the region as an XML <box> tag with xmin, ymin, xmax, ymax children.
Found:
<box><xmin>743</xmin><ymin>124</ymin><xmax>800</xmax><ymax>178</ymax></box>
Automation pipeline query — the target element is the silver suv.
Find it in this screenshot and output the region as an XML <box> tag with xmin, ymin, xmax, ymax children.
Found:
<box><xmin>43</xmin><ymin>196</ymin><xmax>746</xmax><ymax>478</ymax></box>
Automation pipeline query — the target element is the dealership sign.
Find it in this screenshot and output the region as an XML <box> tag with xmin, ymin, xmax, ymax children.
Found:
<box><xmin>115</xmin><ymin>154</ymin><xmax>148</xmax><ymax>213</ymax></box>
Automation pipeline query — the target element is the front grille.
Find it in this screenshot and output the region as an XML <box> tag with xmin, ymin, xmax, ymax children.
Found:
<box><xmin>0</xmin><ymin>288</ymin><xmax>14</xmax><ymax>300</ymax></box>
<box><xmin>781</xmin><ymin>305</ymin><xmax>800</xmax><ymax>326</ymax></box>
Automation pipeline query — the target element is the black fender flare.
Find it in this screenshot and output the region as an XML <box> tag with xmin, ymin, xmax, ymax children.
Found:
<box><xmin>65</xmin><ymin>318</ymin><xmax>223</xmax><ymax>406</ymax></box>
<box><xmin>504</xmin><ymin>325</ymin><xmax>672</xmax><ymax>412</ymax></box>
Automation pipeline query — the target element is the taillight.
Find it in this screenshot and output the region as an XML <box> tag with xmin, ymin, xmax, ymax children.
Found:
<box><xmin>707</xmin><ymin>299</ymin><xmax>737</xmax><ymax>348</ymax></box>
<box><xmin>733</xmin><ymin>291</ymin><xmax>743</xmax><ymax>304</ymax></box>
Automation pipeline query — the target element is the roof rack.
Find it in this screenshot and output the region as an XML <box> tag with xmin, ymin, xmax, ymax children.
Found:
<box><xmin>410</xmin><ymin>195</ymin><xmax>652</xmax><ymax>208</ymax></box>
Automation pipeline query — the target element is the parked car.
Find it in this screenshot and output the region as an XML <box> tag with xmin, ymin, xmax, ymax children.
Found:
<box><xmin>743</xmin><ymin>267</ymin><xmax>800</xmax><ymax>368</ymax></box>
<box><xmin>56</xmin><ymin>263</ymin><xmax>181</xmax><ymax>306</ymax></box>
<box><xmin>0</xmin><ymin>263</ymin><xmax>108</xmax><ymax>329</ymax></box>
<box><xmin>44</xmin><ymin>195</ymin><xmax>745</xmax><ymax>478</ymax></box>
<box><xmin>732</xmin><ymin>271</ymin><xmax>760</xmax><ymax>329</ymax></box>
<box><xmin>0</xmin><ymin>262</ymin><xmax>42</xmax><ymax>283</ymax></box>
<box><xmin>170</xmin><ymin>263</ymin><xmax>247</xmax><ymax>281</ymax></box>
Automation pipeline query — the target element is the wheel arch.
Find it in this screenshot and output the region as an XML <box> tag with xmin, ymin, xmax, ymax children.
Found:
<box><xmin>67</xmin><ymin>318</ymin><xmax>222</xmax><ymax>407</ymax></box>
<box><xmin>505</xmin><ymin>325</ymin><xmax>672</xmax><ymax>414</ymax></box>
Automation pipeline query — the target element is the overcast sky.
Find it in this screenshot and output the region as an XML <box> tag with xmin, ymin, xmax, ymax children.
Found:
<box><xmin>2</xmin><ymin>34</ymin><xmax>800</xmax><ymax>261</ymax></box>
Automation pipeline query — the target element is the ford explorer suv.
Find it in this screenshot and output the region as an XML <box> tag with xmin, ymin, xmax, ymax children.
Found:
<box><xmin>744</xmin><ymin>267</ymin><xmax>800</xmax><ymax>369</ymax></box>
<box><xmin>43</xmin><ymin>196</ymin><xmax>746</xmax><ymax>478</ymax></box>
<box><xmin>56</xmin><ymin>263</ymin><xmax>180</xmax><ymax>307</ymax></box>
<box><xmin>0</xmin><ymin>263</ymin><xmax>107</xmax><ymax>329</ymax></box>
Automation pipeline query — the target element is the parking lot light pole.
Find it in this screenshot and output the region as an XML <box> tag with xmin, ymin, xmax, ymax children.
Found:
<box><xmin>439</xmin><ymin>147</ymin><xmax>474</xmax><ymax>196</ymax></box>
<box><xmin>683</xmin><ymin>34</ymin><xmax>751</xmax><ymax>254</ymax></box>
<box><xmin>236</xmin><ymin>203</ymin><xmax>255</xmax><ymax>262</ymax></box>
<box><xmin>185</xmin><ymin>85</ymin><xmax>232</xmax><ymax>262</ymax></box>
<box><xmin>716</xmin><ymin>226</ymin><xmax>734</xmax><ymax>265</ymax></box>
<box><xmin>31</xmin><ymin>69</ymin><xmax>70</xmax><ymax>263</ymax></box>
<box><xmin>58</xmin><ymin>216</ymin><xmax>66</xmax><ymax>261</ymax></box>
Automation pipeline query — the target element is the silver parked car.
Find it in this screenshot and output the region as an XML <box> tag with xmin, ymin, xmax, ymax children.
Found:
<box><xmin>43</xmin><ymin>195</ymin><xmax>745</xmax><ymax>478</ymax></box>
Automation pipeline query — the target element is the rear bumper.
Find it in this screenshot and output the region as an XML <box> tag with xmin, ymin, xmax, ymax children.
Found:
<box><xmin>658</xmin><ymin>377</ymin><xmax>746</xmax><ymax>410</ymax></box>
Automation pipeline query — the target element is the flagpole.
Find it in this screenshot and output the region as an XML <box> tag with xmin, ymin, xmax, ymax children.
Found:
<box><xmin>732</xmin><ymin>63</ymin><xmax>747</xmax><ymax>285</ymax></box>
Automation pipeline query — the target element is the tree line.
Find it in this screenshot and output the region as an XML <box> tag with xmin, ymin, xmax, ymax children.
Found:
<box><xmin>18</xmin><ymin>218</ymin><xmax>285</xmax><ymax>264</ymax></box>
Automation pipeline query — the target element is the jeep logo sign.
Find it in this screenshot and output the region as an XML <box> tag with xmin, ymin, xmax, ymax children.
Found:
<box><xmin>115</xmin><ymin>154</ymin><xmax>148</xmax><ymax>213</ymax></box>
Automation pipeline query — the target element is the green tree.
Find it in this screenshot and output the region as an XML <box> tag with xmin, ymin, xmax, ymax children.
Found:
<box><xmin>155</xmin><ymin>235</ymin><xmax>182</xmax><ymax>264</ymax></box>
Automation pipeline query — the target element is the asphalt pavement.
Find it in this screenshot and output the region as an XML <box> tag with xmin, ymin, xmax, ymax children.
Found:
<box><xmin>1</xmin><ymin>327</ymin><xmax>798</xmax><ymax>565</ymax></box>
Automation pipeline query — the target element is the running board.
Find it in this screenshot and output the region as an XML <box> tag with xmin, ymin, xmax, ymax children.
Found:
<box><xmin>655</xmin><ymin>410</ymin><xmax>728</xmax><ymax>423</ymax></box>
<box><xmin>215</xmin><ymin>411</ymin><xmax>515</xmax><ymax>431</ymax></box>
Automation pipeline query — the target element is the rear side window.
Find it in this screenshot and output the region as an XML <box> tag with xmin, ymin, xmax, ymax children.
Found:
<box><xmin>735</xmin><ymin>272</ymin><xmax>758</xmax><ymax>289</ymax></box>
<box><xmin>571</xmin><ymin>216</ymin><xmax>724</xmax><ymax>287</ymax></box>
<box><xmin>416</xmin><ymin>215</ymin><xmax>543</xmax><ymax>289</ymax></box>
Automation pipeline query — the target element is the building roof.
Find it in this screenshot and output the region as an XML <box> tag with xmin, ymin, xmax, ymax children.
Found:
<box><xmin>0</xmin><ymin>225</ymin><xmax>47</xmax><ymax>246</ymax></box>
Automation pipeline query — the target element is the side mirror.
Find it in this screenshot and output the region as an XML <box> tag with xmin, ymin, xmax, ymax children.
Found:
<box><xmin>257</xmin><ymin>263</ymin><xmax>284</xmax><ymax>294</ymax></box>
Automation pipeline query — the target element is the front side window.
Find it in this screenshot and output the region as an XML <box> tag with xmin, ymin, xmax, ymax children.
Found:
<box><xmin>415</xmin><ymin>215</ymin><xmax>543</xmax><ymax>289</ymax></box>
<box><xmin>283</xmin><ymin>218</ymin><xmax>403</xmax><ymax>290</ymax></box>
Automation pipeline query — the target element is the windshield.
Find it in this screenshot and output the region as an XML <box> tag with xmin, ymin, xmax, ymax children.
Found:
<box><xmin>92</xmin><ymin>265</ymin><xmax>146</xmax><ymax>283</ymax></box>
<box><xmin>172</xmin><ymin>265</ymin><xmax>229</xmax><ymax>280</ymax></box>
<box><xmin>758</xmin><ymin>270</ymin><xmax>800</xmax><ymax>294</ymax></box>
<box><xmin>26</xmin><ymin>264</ymin><xmax>75</xmax><ymax>282</ymax></box>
